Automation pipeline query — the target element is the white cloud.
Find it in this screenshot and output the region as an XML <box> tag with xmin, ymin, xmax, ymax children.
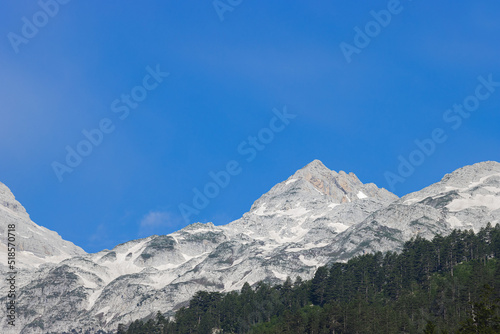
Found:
<box><xmin>140</xmin><ymin>211</ymin><xmax>171</xmax><ymax>228</ymax></box>
<box><xmin>138</xmin><ymin>211</ymin><xmax>181</xmax><ymax>237</ymax></box>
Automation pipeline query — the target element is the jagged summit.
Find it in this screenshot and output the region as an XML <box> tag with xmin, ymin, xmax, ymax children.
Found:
<box><xmin>285</xmin><ymin>160</ymin><xmax>397</xmax><ymax>204</ymax></box>
<box><xmin>292</xmin><ymin>159</ymin><xmax>361</xmax><ymax>182</ymax></box>
<box><xmin>230</xmin><ymin>160</ymin><xmax>398</xmax><ymax>246</ymax></box>
<box><xmin>295</xmin><ymin>159</ymin><xmax>333</xmax><ymax>175</ymax></box>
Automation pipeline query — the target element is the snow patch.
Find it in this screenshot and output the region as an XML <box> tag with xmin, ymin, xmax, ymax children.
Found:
<box><xmin>357</xmin><ymin>191</ymin><xmax>368</xmax><ymax>199</ymax></box>
<box><xmin>180</xmin><ymin>251</ymin><xmax>210</xmax><ymax>263</ymax></box>
<box><xmin>86</xmin><ymin>239</ymin><xmax>150</xmax><ymax>286</ymax></box>
<box><xmin>285</xmin><ymin>178</ymin><xmax>298</xmax><ymax>185</ymax></box>
<box><xmin>447</xmin><ymin>216</ymin><xmax>463</xmax><ymax>228</ymax></box>
<box><xmin>329</xmin><ymin>222</ymin><xmax>349</xmax><ymax>232</ymax></box>
<box><xmin>77</xmin><ymin>274</ymin><xmax>99</xmax><ymax>290</ymax></box>
<box><xmin>87</xmin><ymin>290</ymin><xmax>103</xmax><ymax>311</ymax></box>
<box><xmin>446</xmin><ymin>194</ymin><xmax>500</xmax><ymax>212</ymax></box>
<box><xmin>285</xmin><ymin>242</ymin><xmax>329</xmax><ymax>252</ymax></box>
<box><xmin>12</xmin><ymin>250</ymin><xmax>72</xmax><ymax>269</ymax></box>
<box><xmin>310</xmin><ymin>213</ymin><xmax>325</xmax><ymax>220</ymax></box>
<box><xmin>272</xmin><ymin>270</ymin><xmax>288</xmax><ymax>280</ymax></box>
<box><xmin>267</xmin><ymin>223</ymin><xmax>309</xmax><ymax>244</ymax></box>
<box><xmin>274</xmin><ymin>206</ymin><xmax>310</xmax><ymax>218</ymax></box>
<box><xmin>313</xmin><ymin>187</ymin><xmax>324</xmax><ymax>195</ymax></box>
<box><xmin>253</xmin><ymin>203</ymin><xmax>267</xmax><ymax>216</ymax></box>
<box><xmin>403</xmin><ymin>197</ymin><xmax>426</xmax><ymax>205</ymax></box>
<box><xmin>467</xmin><ymin>173</ymin><xmax>500</xmax><ymax>189</ymax></box>
<box><xmin>96</xmin><ymin>306</ymin><xmax>110</xmax><ymax>315</ymax></box>
<box><xmin>299</xmin><ymin>255</ymin><xmax>319</xmax><ymax>267</ymax></box>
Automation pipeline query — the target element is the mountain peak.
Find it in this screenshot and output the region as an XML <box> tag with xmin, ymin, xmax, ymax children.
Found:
<box><xmin>294</xmin><ymin>159</ymin><xmax>335</xmax><ymax>178</ymax></box>
<box><xmin>295</xmin><ymin>160</ymin><xmax>360</xmax><ymax>182</ymax></box>
<box><xmin>290</xmin><ymin>161</ymin><xmax>382</xmax><ymax>202</ymax></box>
<box><xmin>440</xmin><ymin>161</ymin><xmax>500</xmax><ymax>186</ymax></box>
<box><xmin>304</xmin><ymin>159</ymin><xmax>328</xmax><ymax>169</ymax></box>
<box><xmin>247</xmin><ymin>161</ymin><xmax>397</xmax><ymax>217</ymax></box>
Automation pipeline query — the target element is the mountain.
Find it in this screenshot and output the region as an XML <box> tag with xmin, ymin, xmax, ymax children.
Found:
<box><xmin>329</xmin><ymin>161</ymin><xmax>500</xmax><ymax>261</ymax></box>
<box><xmin>0</xmin><ymin>181</ymin><xmax>85</xmax><ymax>310</ymax></box>
<box><xmin>0</xmin><ymin>160</ymin><xmax>499</xmax><ymax>333</ymax></box>
<box><xmin>124</xmin><ymin>225</ymin><xmax>500</xmax><ymax>333</ymax></box>
<box><xmin>0</xmin><ymin>182</ymin><xmax>85</xmax><ymax>270</ymax></box>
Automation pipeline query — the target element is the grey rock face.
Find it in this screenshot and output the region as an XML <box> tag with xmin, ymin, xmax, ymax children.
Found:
<box><xmin>0</xmin><ymin>182</ymin><xmax>85</xmax><ymax>270</ymax></box>
<box><xmin>1</xmin><ymin>161</ymin><xmax>499</xmax><ymax>333</ymax></box>
<box><xmin>0</xmin><ymin>182</ymin><xmax>86</xmax><ymax>334</ymax></box>
<box><xmin>330</xmin><ymin>161</ymin><xmax>500</xmax><ymax>260</ymax></box>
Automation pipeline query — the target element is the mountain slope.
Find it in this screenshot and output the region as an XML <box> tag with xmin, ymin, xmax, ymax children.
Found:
<box><xmin>329</xmin><ymin>161</ymin><xmax>500</xmax><ymax>260</ymax></box>
<box><xmin>1</xmin><ymin>161</ymin><xmax>499</xmax><ymax>333</ymax></box>
<box><xmin>0</xmin><ymin>181</ymin><xmax>85</xmax><ymax>271</ymax></box>
<box><xmin>2</xmin><ymin>160</ymin><xmax>397</xmax><ymax>333</ymax></box>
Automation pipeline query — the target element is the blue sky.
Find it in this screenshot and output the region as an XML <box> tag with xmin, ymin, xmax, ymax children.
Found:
<box><xmin>1</xmin><ymin>0</ymin><xmax>499</xmax><ymax>253</ymax></box>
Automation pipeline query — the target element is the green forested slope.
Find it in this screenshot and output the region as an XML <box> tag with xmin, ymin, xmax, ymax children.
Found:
<box><xmin>118</xmin><ymin>224</ymin><xmax>500</xmax><ymax>334</ymax></box>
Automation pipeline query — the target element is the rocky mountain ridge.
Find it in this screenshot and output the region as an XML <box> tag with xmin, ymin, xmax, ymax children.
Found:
<box><xmin>1</xmin><ymin>160</ymin><xmax>499</xmax><ymax>333</ymax></box>
<box><xmin>329</xmin><ymin>161</ymin><xmax>500</xmax><ymax>261</ymax></box>
<box><xmin>0</xmin><ymin>182</ymin><xmax>85</xmax><ymax>270</ymax></box>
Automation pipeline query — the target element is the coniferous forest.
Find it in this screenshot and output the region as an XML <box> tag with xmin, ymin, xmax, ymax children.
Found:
<box><xmin>117</xmin><ymin>224</ymin><xmax>500</xmax><ymax>334</ymax></box>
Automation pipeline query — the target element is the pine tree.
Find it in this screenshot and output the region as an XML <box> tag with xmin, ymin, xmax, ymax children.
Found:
<box><xmin>117</xmin><ymin>323</ymin><xmax>126</xmax><ymax>334</ymax></box>
<box><xmin>310</xmin><ymin>266</ymin><xmax>329</xmax><ymax>306</ymax></box>
<box><xmin>423</xmin><ymin>320</ymin><xmax>436</xmax><ymax>334</ymax></box>
<box><xmin>459</xmin><ymin>285</ymin><xmax>500</xmax><ymax>333</ymax></box>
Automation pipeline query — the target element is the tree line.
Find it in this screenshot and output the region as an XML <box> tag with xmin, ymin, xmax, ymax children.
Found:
<box><xmin>118</xmin><ymin>223</ymin><xmax>500</xmax><ymax>333</ymax></box>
